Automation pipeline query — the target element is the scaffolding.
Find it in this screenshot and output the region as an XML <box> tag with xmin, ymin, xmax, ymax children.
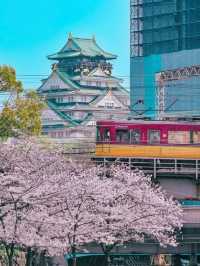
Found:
<box><xmin>156</xmin><ymin>73</ymin><xmax>165</xmax><ymax>119</ymax></box>
<box><xmin>156</xmin><ymin>65</ymin><xmax>200</xmax><ymax>119</ymax></box>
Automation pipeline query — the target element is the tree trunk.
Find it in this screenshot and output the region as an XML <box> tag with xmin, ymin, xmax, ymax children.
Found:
<box><xmin>26</xmin><ymin>247</ymin><xmax>33</xmax><ymax>266</ymax></box>
<box><xmin>46</xmin><ymin>257</ymin><xmax>54</xmax><ymax>266</ymax></box>
<box><xmin>39</xmin><ymin>251</ymin><xmax>46</xmax><ymax>266</ymax></box>
<box><xmin>8</xmin><ymin>255</ymin><xmax>13</xmax><ymax>266</ymax></box>
<box><xmin>71</xmin><ymin>246</ymin><xmax>77</xmax><ymax>266</ymax></box>
<box><xmin>5</xmin><ymin>244</ymin><xmax>14</xmax><ymax>266</ymax></box>
<box><xmin>104</xmin><ymin>252</ymin><xmax>111</xmax><ymax>266</ymax></box>
<box><xmin>172</xmin><ymin>254</ymin><xmax>182</xmax><ymax>266</ymax></box>
<box><xmin>72</xmin><ymin>255</ymin><xmax>77</xmax><ymax>266</ymax></box>
<box><xmin>100</xmin><ymin>244</ymin><xmax>115</xmax><ymax>266</ymax></box>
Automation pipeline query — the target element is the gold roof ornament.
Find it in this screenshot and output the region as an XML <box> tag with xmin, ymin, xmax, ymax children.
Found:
<box><xmin>68</xmin><ymin>32</ymin><xmax>73</xmax><ymax>40</ymax></box>
<box><xmin>51</xmin><ymin>63</ymin><xmax>57</xmax><ymax>71</ymax></box>
<box><xmin>92</xmin><ymin>34</ymin><xmax>96</xmax><ymax>42</ymax></box>
<box><xmin>107</xmin><ymin>88</ymin><xmax>113</xmax><ymax>96</ymax></box>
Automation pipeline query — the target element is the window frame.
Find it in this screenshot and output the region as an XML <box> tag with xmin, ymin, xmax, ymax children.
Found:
<box><xmin>103</xmin><ymin>128</ymin><xmax>111</xmax><ymax>142</ymax></box>
<box><xmin>148</xmin><ymin>130</ymin><xmax>161</xmax><ymax>145</ymax></box>
<box><xmin>168</xmin><ymin>130</ymin><xmax>190</xmax><ymax>145</ymax></box>
<box><xmin>130</xmin><ymin>129</ymin><xmax>141</xmax><ymax>144</ymax></box>
<box><xmin>116</xmin><ymin>129</ymin><xmax>130</xmax><ymax>144</ymax></box>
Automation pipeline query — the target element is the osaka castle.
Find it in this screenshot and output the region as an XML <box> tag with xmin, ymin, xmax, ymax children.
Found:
<box><xmin>38</xmin><ymin>33</ymin><xmax>130</xmax><ymax>140</ymax></box>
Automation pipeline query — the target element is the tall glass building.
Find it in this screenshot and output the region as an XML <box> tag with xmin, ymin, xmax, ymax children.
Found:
<box><xmin>130</xmin><ymin>0</ymin><xmax>200</xmax><ymax>118</ymax></box>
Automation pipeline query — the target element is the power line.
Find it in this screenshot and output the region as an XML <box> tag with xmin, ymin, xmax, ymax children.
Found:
<box><xmin>16</xmin><ymin>73</ymin><xmax>200</xmax><ymax>78</ymax></box>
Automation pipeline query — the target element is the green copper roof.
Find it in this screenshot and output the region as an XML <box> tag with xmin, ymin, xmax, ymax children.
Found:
<box><xmin>38</xmin><ymin>69</ymin><xmax>80</xmax><ymax>93</ymax></box>
<box><xmin>57</xmin><ymin>70</ymin><xmax>80</xmax><ymax>89</ymax></box>
<box><xmin>43</xmin><ymin>124</ymin><xmax>65</xmax><ymax>129</ymax></box>
<box><xmin>47</xmin><ymin>100</ymin><xmax>79</xmax><ymax>126</ymax></box>
<box><xmin>47</xmin><ymin>100</ymin><xmax>94</xmax><ymax>126</ymax></box>
<box><xmin>48</xmin><ymin>35</ymin><xmax>117</xmax><ymax>60</ymax></box>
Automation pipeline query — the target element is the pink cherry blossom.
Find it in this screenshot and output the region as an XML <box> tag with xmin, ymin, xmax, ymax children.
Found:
<box><xmin>0</xmin><ymin>139</ymin><xmax>183</xmax><ymax>266</ymax></box>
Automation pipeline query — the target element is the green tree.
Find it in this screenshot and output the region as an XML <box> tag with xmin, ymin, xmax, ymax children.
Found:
<box><xmin>0</xmin><ymin>65</ymin><xmax>44</xmax><ymax>139</ymax></box>
<box><xmin>0</xmin><ymin>105</ymin><xmax>16</xmax><ymax>140</ymax></box>
<box><xmin>0</xmin><ymin>65</ymin><xmax>23</xmax><ymax>94</ymax></box>
<box><xmin>15</xmin><ymin>91</ymin><xmax>44</xmax><ymax>136</ymax></box>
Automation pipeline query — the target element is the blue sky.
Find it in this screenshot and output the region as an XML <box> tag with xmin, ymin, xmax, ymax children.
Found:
<box><xmin>0</xmin><ymin>0</ymin><xmax>129</xmax><ymax>90</ymax></box>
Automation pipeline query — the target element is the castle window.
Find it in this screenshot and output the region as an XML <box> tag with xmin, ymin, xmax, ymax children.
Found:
<box><xmin>68</xmin><ymin>96</ymin><xmax>74</xmax><ymax>102</ymax></box>
<box><xmin>50</xmin><ymin>132</ymin><xmax>57</xmax><ymax>138</ymax></box>
<box><xmin>96</xmin><ymin>81</ymin><xmax>101</xmax><ymax>87</ymax></box>
<box><xmin>89</xmin><ymin>121</ymin><xmax>96</xmax><ymax>126</ymax></box>
<box><xmin>81</xmin><ymin>96</ymin><xmax>87</xmax><ymax>102</ymax></box>
<box><xmin>50</xmin><ymin>85</ymin><xmax>60</xmax><ymax>89</ymax></box>
<box><xmin>57</xmin><ymin>97</ymin><xmax>63</xmax><ymax>103</ymax></box>
<box><xmin>57</xmin><ymin>131</ymin><xmax>64</xmax><ymax>138</ymax></box>
<box><xmin>105</xmin><ymin>102</ymin><xmax>114</xmax><ymax>108</ymax></box>
<box><xmin>67</xmin><ymin>112</ymin><xmax>73</xmax><ymax>117</ymax></box>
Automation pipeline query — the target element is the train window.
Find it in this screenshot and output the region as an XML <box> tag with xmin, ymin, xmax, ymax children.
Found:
<box><xmin>193</xmin><ymin>131</ymin><xmax>200</xmax><ymax>144</ymax></box>
<box><xmin>148</xmin><ymin>130</ymin><xmax>160</xmax><ymax>144</ymax></box>
<box><xmin>168</xmin><ymin>131</ymin><xmax>190</xmax><ymax>144</ymax></box>
<box><xmin>96</xmin><ymin>127</ymin><xmax>101</xmax><ymax>141</ymax></box>
<box><xmin>103</xmin><ymin>128</ymin><xmax>110</xmax><ymax>142</ymax></box>
<box><xmin>116</xmin><ymin>129</ymin><xmax>130</xmax><ymax>143</ymax></box>
<box><xmin>130</xmin><ymin>129</ymin><xmax>141</xmax><ymax>144</ymax></box>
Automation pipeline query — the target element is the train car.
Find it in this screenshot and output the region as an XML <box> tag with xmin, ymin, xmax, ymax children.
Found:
<box><xmin>95</xmin><ymin>120</ymin><xmax>200</xmax><ymax>159</ymax></box>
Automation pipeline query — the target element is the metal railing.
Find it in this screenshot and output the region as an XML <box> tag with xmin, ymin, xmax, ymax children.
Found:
<box><xmin>93</xmin><ymin>157</ymin><xmax>200</xmax><ymax>179</ymax></box>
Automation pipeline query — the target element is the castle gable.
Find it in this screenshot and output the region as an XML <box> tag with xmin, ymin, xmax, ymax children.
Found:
<box><xmin>88</xmin><ymin>67</ymin><xmax>109</xmax><ymax>77</ymax></box>
<box><xmin>39</xmin><ymin>71</ymin><xmax>71</xmax><ymax>92</ymax></box>
<box><xmin>93</xmin><ymin>90</ymin><xmax>126</xmax><ymax>109</ymax></box>
<box><xmin>41</xmin><ymin>107</ymin><xmax>65</xmax><ymax>124</ymax></box>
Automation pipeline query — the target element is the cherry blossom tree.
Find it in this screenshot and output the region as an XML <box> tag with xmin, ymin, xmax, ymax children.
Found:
<box><xmin>46</xmin><ymin>166</ymin><xmax>105</xmax><ymax>266</ymax></box>
<box><xmin>0</xmin><ymin>139</ymin><xmax>183</xmax><ymax>266</ymax></box>
<box><xmin>0</xmin><ymin>139</ymin><xmax>101</xmax><ymax>266</ymax></box>
<box><xmin>0</xmin><ymin>138</ymin><xmax>68</xmax><ymax>266</ymax></box>
<box><xmin>92</xmin><ymin>165</ymin><xmax>183</xmax><ymax>266</ymax></box>
<box><xmin>48</xmin><ymin>165</ymin><xmax>182</xmax><ymax>266</ymax></box>
<box><xmin>0</xmin><ymin>139</ymin><xmax>104</xmax><ymax>265</ymax></box>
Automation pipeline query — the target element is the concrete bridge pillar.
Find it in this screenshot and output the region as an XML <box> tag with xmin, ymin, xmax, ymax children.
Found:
<box><xmin>189</xmin><ymin>243</ymin><xmax>198</xmax><ymax>266</ymax></box>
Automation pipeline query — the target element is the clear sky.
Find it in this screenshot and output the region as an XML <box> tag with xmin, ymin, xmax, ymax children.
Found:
<box><xmin>0</xmin><ymin>0</ymin><xmax>130</xmax><ymax>90</ymax></box>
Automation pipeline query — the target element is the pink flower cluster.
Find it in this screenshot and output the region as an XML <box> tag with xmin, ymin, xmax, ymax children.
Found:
<box><xmin>0</xmin><ymin>138</ymin><xmax>183</xmax><ymax>264</ymax></box>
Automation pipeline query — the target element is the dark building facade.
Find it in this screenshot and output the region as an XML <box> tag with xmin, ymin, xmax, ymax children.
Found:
<box><xmin>130</xmin><ymin>0</ymin><xmax>200</xmax><ymax>118</ymax></box>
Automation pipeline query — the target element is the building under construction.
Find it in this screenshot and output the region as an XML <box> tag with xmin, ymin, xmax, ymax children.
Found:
<box><xmin>130</xmin><ymin>0</ymin><xmax>200</xmax><ymax>119</ymax></box>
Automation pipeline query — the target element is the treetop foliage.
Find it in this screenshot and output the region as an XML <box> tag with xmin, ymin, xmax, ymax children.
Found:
<box><xmin>0</xmin><ymin>65</ymin><xmax>44</xmax><ymax>139</ymax></box>
<box><xmin>0</xmin><ymin>65</ymin><xmax>23</xmax><ymax>94</ymax></box>
<box><xmin>0</xmin><ymin>138</ymin><xmax>183</xmax><ymax>266</ymax></box>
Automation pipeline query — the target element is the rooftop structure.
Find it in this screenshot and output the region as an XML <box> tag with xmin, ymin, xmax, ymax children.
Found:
<box><xmin>48</xmin><ymin>33</ymin><xmax>117</xmax><ymax>60</ymax></box>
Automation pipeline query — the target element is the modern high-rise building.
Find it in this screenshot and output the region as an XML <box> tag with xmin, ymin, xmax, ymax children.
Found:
<box><xmin>130</xmin><ymin>0</ymin><xmax>200</xmax><ymax>119</ymax></box>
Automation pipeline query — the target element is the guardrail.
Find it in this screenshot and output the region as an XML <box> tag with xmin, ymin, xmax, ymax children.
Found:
<box><xmin>93</xmin><ymin>157</ymin><xmax>200</xmax><ymax>179</ymax></box>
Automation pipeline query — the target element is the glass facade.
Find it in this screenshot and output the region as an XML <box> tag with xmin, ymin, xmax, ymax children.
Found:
<box><xmin>130</xmin><ymin>0</ymin><xmax>200</xmax><ymax>117</ymax></box>
<box><xmin>131</xmin><ymin>0</ymin><xmax>200</xmax><ymax>57</ymax></box>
